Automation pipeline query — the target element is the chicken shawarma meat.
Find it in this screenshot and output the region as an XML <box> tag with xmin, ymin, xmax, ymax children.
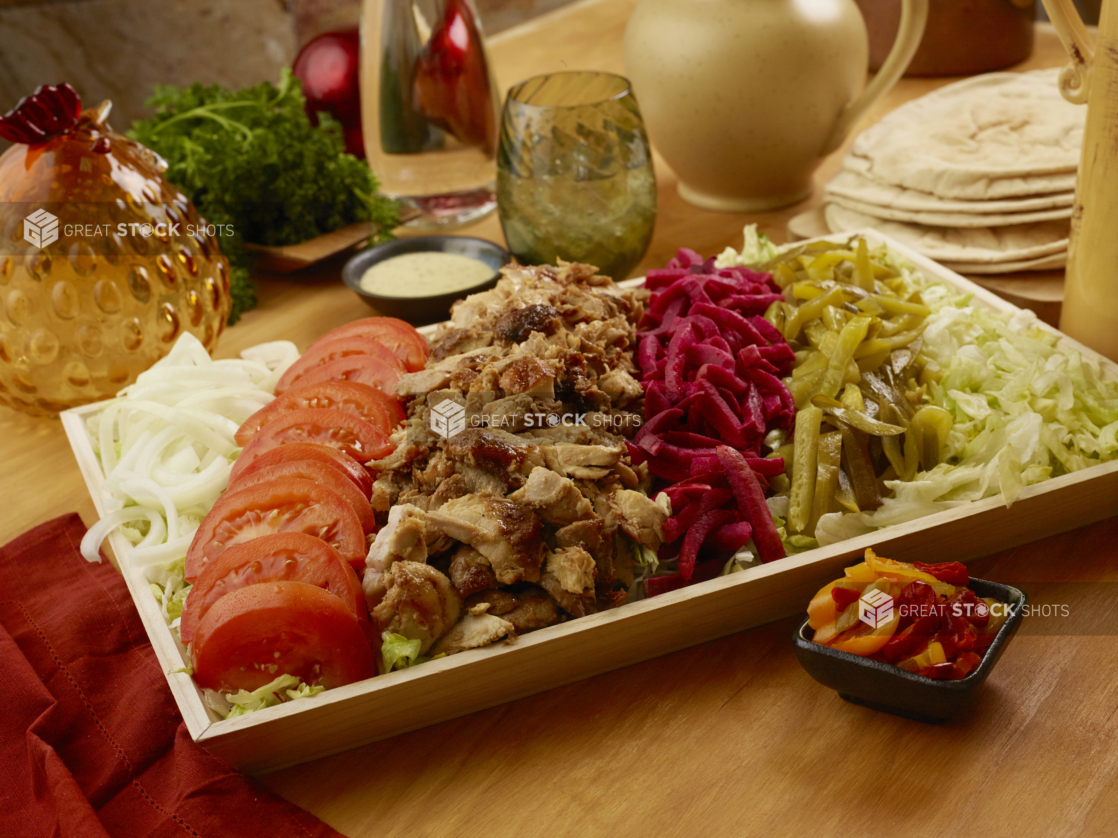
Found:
<box><xmin>598</xmin><ymin>369</ymin><xmax>643</xmax><ymax>408</ymax></box>
<box><xmin>364</xmin><ymin>504</ymin><xmax>428</xmax><ymax>610</ymax></box>
<box><xmin>609</xmin><ymin>489</ymin><xmax>671</xmax><ymax>550</ymax></box>
<box><xmin>546</xmin><ymin>545</ymin><xmax>596</xmax><ymax>595</ymax></box>
<box><xmin>448</xmin><ymin>544</ymin><xmax>498</xmax><ymax>598</ymax></box>
<box><xmin>540</xmin><ymin>570</ymin><xmax>597</xmax><ymax>618</ymax></box>
<box><xmin>425</xmin><ymin>494</ymin><xmax>545</xmax><ymax>584</ymax></box>
<box><xmin>464</xmin><ymin>586</ymin><xmax>561</xmax><ymax>632</ymax></box>
<box><xmin>429</xmin><ymin>326</ymin><xmax>493</xmax><ymax>362</ymax></box>
<box><xmin>443</xmin><ymin>427</ymin><xmax>545</xmax><ymax>483</ymax></box>
<box><xmin>430</xmin><ymin>604</ymin><xmax>516</xmax><ymax>656</ymax></box>
<box><xmin>509</xmin><ymin>467</ymin><xmax>592</xmax><ymax>526</ymax></box>
<box><xmin>368</xmin><ymin>261</ymin><xmax>663</xmax><ymax>656</ymax></box>
<box><xmin>543</xmin><ymin>443</ymin><xmax>624</xmax><ymax>480</ymax></box>
<box><xmin>372</xmin><ymin>561</ymin><xmax>461</xmax><ymax>655</ymax></box>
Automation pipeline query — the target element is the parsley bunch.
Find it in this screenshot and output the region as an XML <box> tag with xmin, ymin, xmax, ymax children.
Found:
<box><xmin>130</xmin><ymin>69</ymin><xmax>399</xmax><ymax>324</ymax></box>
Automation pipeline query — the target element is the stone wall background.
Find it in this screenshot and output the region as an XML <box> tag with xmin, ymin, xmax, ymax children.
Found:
<box><xmin>0</xmin><ymin>0</ymin><xmax>1104</xmax><ymax>146</ymax></box>
<box><xmin>0</xmin><ymin>0</ymin><xmax>577</xmax><ymax>147</ymax></box>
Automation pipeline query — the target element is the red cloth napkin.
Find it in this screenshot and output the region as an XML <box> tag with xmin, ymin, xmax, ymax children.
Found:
<box><xmin>0</xmin><ymin>513</ymin><xmax>345</xmax><ymax>838</ymax></box>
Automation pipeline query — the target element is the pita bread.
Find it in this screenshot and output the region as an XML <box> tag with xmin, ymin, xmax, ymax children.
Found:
<box><xmin>939</xmin><ymin>253</ymin><xmax>1067</xmax><ymax>274</ymax></box>
<box><xmin>826</xmin><ymin>193</ymin><xmax>1071</xmax><ymax>228</ymax></box>
<box><xmin>848</xmin><ymin>70</ymin><xmax>1084</xmax><ymax>199</ymax></box>
<box><xmin>825</xmin><ymin>168</ymin><xmax>1075</xmax><ymax>214</ymax></box>
<box><xmin>844</xmin><ymin>149</ymin><xmax>1078</xmax><ymax>201</ymax></box>
<box><xmin>824</xmin><ymin>203</ymin><xmax>1069</xmax><ymax>263</ymax></box>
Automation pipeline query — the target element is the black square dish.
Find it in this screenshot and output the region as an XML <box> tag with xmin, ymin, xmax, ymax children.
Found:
<box><xmin>341</xmin><ymin>235</ymin><xmax>509</xmax><ymax>324</ymax></box>
<box><xmin>793</xmin><ymin>577</ymin><xmax>1027</xmax><ymax>723</ymax></box>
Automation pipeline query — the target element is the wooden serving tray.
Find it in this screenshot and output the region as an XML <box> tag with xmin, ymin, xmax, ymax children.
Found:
<box><xmin>244</xmin><ymin>208</ymin><xmax>423</xmax><ymax>273</ymax></box>
<box><xmin>60</xmin><ymin>231</ymin><xmax>1118</xmax><ymax>774</ymax></box>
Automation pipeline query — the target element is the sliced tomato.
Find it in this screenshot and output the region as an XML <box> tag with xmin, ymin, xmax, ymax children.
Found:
<box><xmin>235</xmin><ymin>380</ymin><xmax>404</xmax><ymax>447</ymax></box>
<box><xmin>275</xmin><ymin>354</ymin><xmax>403</xmax><ymax>398</ymax></box>
<box><xmin>274</xmin><ymin>336</ymin><xmax>405</xmax><ymax>396</ymax></box>
<box><xmin>185</xmin><ymin>478</ymin><xmax>366</xmax><ymax>580</ymax></box>
<box><xmin>229</xmin><ymin>441</ymin><xmax>372</xmax><ymax>498</ymax></box>
<box><xmin>235</xmin><ymin>408</ymin><xmax>393</xmax><ymax>471</ymax></box>
<box><xmin>191</xmin><ymin>580</ymin><xmax>377</xmax><ymax>692</ymax></box>
<box><xmin>180</xmin><ymin>532</ymin><xmax>366</xmax><ymax>644</ymax></box>
<box><xmin>309</xmin><ymin>317</ymin><xmax>429</xmax><ymax>372</ymax></box>
<box><xmin>229</xmin><ymin>460</ymin><xmax>376</xmax><ymax>533</ymax></box>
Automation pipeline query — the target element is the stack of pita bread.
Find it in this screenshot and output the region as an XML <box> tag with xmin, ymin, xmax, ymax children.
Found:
<box><xmin>823</xmin><ymin>69</ymin><xmax>1084</xmax><ymax>274</ymax></box>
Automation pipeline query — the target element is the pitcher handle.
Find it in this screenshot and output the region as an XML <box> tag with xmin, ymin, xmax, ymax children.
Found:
<box><xmin>821</xmin><ymin>0</ymin><xmax>929</xmax><ymax>156</ymax></box>
<box><xmin>1041</xmin><ymin>0</ymin><xmax>1095</xmax><ymax>104</ymax></box>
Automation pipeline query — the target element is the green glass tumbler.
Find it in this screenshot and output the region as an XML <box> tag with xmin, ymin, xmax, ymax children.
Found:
<box><xmin>497</xmin><ymin>72</ymin><xmax>657</xmax><ymax>281</ymax></box>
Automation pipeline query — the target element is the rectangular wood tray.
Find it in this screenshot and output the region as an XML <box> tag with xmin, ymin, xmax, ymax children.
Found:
<box><xmin>60</xmin><ymin>230</ymin><xmax>1118</xmax><ymax>774</ymax></box>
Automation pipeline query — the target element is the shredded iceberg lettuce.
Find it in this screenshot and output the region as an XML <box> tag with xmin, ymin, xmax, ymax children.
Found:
<box><xmin>149</xmin><ymin>557</ymin><xmax>191</xmax><ymax>637</ymax></box>
<box><xmin>214</xmin><ymin>673</ymin><xmax>325</xmax><ymax>719</ymax></box>
<box><xmin>380</xmin><ymin>633</ymin><xmax>447</xmax><ymax>672</ymax></box>
<box><xmin>815</xmin><ymin>290</ymin><xmax>1118</xmax><ymax>546</ymax></box>
<box><xmin>381</xmin><ymin>633</ymin><xmax>424</xmax><ymax>671</ymax></box>
<box><xmin>715</xmin><ymin>225</ymin><xmax>780</xmax><ymax>268</ymax></box>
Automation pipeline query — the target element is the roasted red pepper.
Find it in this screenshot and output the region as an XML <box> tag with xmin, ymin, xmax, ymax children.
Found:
<box><xmin>809</xmin><ymin>550</ymin><xmax>1006</xmax><ymax>682</ymax></box>
<box><xmin>831</xmin><ymin>586</ymin><xmax>861</xmax><ymax>611</ymax></box>
<box><xmin>914</xmin><ymin>560</ymin><xmax>969</xmax><ymax>587</ymax></box>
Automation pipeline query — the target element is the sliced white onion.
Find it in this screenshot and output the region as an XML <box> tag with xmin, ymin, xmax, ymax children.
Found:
<box><xmin>131</xmin><ymin>532</ymin><xmax>197</xmax><ymax>569</ymax></box>
<box><xmin>81</xmin><ymin>507</ymin><xmax>167</xmax><ymax>563</ymax></box>
<box><xmin>88</xmin><ymin>332</ymin><xmax>295</xmax><ymax>574</ymax></box>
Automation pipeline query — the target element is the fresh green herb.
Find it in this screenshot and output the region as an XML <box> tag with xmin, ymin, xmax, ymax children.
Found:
<box><xmin>130</xmin><ymin>68</ymin><xmax>399</xmax><ymax>324</ymax></box>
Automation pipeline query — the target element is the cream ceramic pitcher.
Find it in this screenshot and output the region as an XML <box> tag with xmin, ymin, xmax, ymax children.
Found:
<box><xmin>1042</xmin><ymin>0</ymin><xmax>1118</xmax><ymax>362</ymax></box>
<box><xmin>623</xmin><ymin>0</ymin><xmax>928</xmax><ymax>212</ymax></box>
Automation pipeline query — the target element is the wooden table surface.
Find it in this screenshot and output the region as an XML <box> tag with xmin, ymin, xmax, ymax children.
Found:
<box><xmin>3</xmin><ymin>4</ymin><xmax>1114</xmax><ymax>836</ymax></box>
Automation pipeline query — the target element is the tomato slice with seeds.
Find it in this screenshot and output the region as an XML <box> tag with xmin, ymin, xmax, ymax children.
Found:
<box><xmin>308</xmin><ymin>317</ymin><xmax>429</xmax><ymax>372</ymax></box>
<box><xmin>229</xmin><ymin>460</ymin><xmax>376</xmax><ymax>534</ymax></box>
<box><xmin>191</xmin><ymin>581</ymin><xmax>377</xmax><ymax>692</ymax></box>
<box><xmin>235</xmin><ymin>408</ymin><xmax>393</xmax><ymax>471</ymax></box>
<box><xmin>273</xmin><ymin>336</ymin><xmax>405</xmax><ymax>396</ymax></box>
<box><xmin>179</xmin><ymin>532</ymin><xmax>366</xmax><ymax>644</ymax></box>
<box><xmin>185</xmin><ymin>478</ymin><xmax>366</xmax><ymax>580</ymax></box>
<box><xmin>235</xmin><ymin>380</ymin><xmax>404</xmax><ymax>447</ymax></box>
<box><xmin>275</xmin><ymin>354</ymin><xmax>403</xmax><ymax>398</ymax></box>
<box><xmin>229</xmin><ymin>441</ymin><xmax>372</xmax><ymax>498</ymax></box>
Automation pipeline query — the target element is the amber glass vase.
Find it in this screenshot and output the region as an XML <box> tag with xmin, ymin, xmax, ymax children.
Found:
<box><xmin>0</xmin><ymin>89</ymin><xmax>232</xmax><ymax>417</ymax></box>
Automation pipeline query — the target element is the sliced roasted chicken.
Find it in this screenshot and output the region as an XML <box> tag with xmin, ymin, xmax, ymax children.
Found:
<box><xmin>363</xmin><ymin>504</ymin><xmax>428</xmax><ymax>610</ymax></box>
<box><xmin>430</xmin><ymin>605</ymin><xmax>515</xmax><ymax>656</ymax></box>
<box><xmin>597</xmin><ymin>369</ymin><xmax>643</xmax><ymax>407</ymax></box>
<box><xmin>540</xmin><ymin>571</ymin><xmax>598</xmax><ymax>618</ymax></box>
<box><xmin>542</xmin><ymin>443</ymin><xmax>623</xmax><ymax>479</ymax></box>
<box><xmin>609</xmin><ymin>489</ymin><xmax>670</xmax><ymax>550</ymax></box>
<box><xmin>508</xmin><ymin>467</ymin><xmax>592</xmax><ymax>527</ymax></box>
<box><xmin>448</xmin><ymin>544</ymin><xmax>498</xmax><ymax>597</ymax></box>
<box><xmin>425</xmin><ymin>494</ymin><xmax>545</xmax><ymax>584</ymax></box>
<box><xmin>372</xmin><ymin>561</ymin><xmax>460</xmax><ymax>655</ymax></box>
<box><xmin>465</xmin><ymin>586</ymin><xmax>561</xmax><ymax>632</ymax></box>
<box><xmin>444</xmin><ymin>427</ymin><xmax>545</xmax><ymax>481</ymax></box>
<box><xmin>546</xmin><ymin>545</ymin><xmax>596</xmax><ymax>595</ymax></box>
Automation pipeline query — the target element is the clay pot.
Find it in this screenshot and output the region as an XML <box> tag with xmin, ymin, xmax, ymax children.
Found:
<box><xmin>623</xmin><ymin>0</ymin><xmax>928</xmax><ymax>212</ymax></box>
<box><xmin>856</xmin><ymin>0</ymin><xmax>1035</xmax><ymax>76</ymax></box>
